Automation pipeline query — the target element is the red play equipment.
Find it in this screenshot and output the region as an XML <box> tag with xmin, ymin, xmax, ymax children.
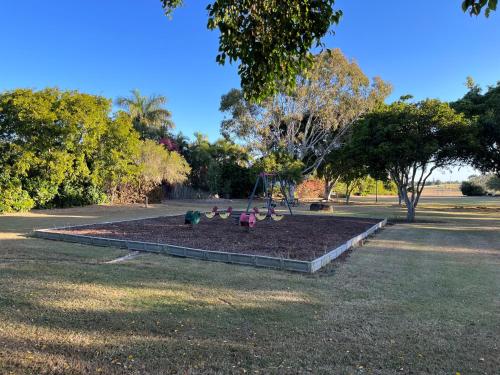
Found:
<box><xmin>239</xmin><ymin>212</ymin><xmax>256</xmax><ymax>229</ymax></box>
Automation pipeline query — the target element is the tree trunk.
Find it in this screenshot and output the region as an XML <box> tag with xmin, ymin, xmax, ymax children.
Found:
<box><xmin>401</xmin><ymin>189</ymin><xmax>416</xmax><ymax>222</ymax></box>
<box><xmin>397</xmin><ymin>188</ymin><xmax>402</xmax><ymax>206</ymax></box>
<box><xmin>110</xmin><ymin>186</ymin><xmax>116</xmax><ymax>204</ymax></box>
<box><xmin>324</xmin><ymin>179</ymin><xmax>334</xmax><ymax>201</ymax></box>
<box><xmin>345</xmin><ymin>185</ymin><xmax>352</xmax><ymax>205</ymax></box>
<box><xmin>406</xmin><ymin>204</ymin><xmax>416</xmax><ymax>222</ymax></box>
<box><xmin>288</xmin><ymin>183</ymin><xmax>295</xmax><ymax>203</ymax></box>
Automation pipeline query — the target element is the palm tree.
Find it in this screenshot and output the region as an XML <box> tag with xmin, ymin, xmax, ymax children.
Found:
<box><xmin>116</xmin><ymin>89</ymin><xmax>174</xmax><ymax>139</ymax></box>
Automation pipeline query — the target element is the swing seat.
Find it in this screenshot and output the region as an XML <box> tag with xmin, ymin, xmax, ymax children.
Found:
<box><xmin>271</xmin><ymin>213</ymin><xmax>284</xmax><ymax>221</ymax></box>
<box><xmin>255</xmin><ymin>213</ymin><xmax>267</xmax><ymax>221</ymax></box>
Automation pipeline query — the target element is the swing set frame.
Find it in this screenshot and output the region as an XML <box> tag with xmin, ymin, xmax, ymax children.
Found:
<box><xmin>245</xmin><ymin>172</ymin><xmax>293</xmax><ymax>216</ymax></box>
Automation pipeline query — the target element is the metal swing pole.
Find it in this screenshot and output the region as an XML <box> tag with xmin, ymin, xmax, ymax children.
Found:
<box><xmin>246</xmin><ymin>174</ymin><xmax>261</xmax><ymax>214</ymax></box>
<box><xmin>263</xmin><ymin>173</ymin><xmax>269</xmax><ymax>212</ymax></box>
<box><xmin>279</xmin><ymin>176</ymin><xmax>293</xmax><ymax>215</ymax></box>
<box><xmin>267</xmin><ymin>175</ymin><xmax>276</xmax><ymax>215</ymax></box>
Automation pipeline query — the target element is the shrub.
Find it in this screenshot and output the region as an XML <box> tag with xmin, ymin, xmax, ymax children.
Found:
<box><xmin>296</xmin><ymin>179</ymin><xmax>324</xmax><ymax>199</ymax></box>
<box><xmin>0</xmin><ymin>185</ymin><xmax>35</xmax><ymax>213</ymax></box>
<box><xmin>52</xmin><ymin>182</ymin><xmax>108</xmax><ymax>208</ymax></box>
<box><xmin>460</xmin><ymin>181</ymin><xmax>486</xmax><ymax>196</ymax></box>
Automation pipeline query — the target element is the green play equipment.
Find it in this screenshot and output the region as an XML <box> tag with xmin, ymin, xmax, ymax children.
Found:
<box><xmin>184</xmin><ymin>210</ymin><xmax>201</xmax><ymax>226</ymax></box>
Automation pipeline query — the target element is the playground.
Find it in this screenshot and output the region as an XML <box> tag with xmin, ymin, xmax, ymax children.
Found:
<box><xmin>49</xmin><ymin>214</ymin><xmax>381</xmax><ymax>261</ymax></box>
<box><xmin>34</xmin><ymin>173</ymin><xmax>386</xmax><ymax>271</ymax></box>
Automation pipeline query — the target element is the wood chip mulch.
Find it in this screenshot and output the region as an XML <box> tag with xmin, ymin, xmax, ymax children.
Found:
<box><xmin>56</xmin><ymin>214</ymin><xmax>381</xmax><ymax>261</ymax></box>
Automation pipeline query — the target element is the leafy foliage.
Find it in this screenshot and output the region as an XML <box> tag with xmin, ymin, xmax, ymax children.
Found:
<box><xmin>252</xmin><ymin>150</ymin><xmax>305</xmax><ymax>185</ymax></box>
<box><xmin>0</xmin><ymin>88</ymin><xmax>112</xmax><ymax>210</ymax></box>
<box><xmin>161</xmin><ymin>1</ymin><xmax>492</xmax><ymax>100</ymax></box>
<box><xmin>0</xmin><ymin>88</ymin><xmax>189</xmax><ymax>212</ymax></box>
<box><xmin>351</xmin><ymin>99</ymin><xmax>470</xmax><ymax>221</ymax></box>
<box><xmin>486</xmin><ymin>175</ymin><xmax>500</xmax><ymax>190</ymax></box>
<box><xmin>162</xmin><ymin>0</ymin><xmax>342</xmax><ymax>101</ymax></box>
<box><xmin>462</xmin><ymin>0</ymin><xmax>497</xmax><ymax>16</ymax></box>
<box><xmin>316</xmin><ymin>134</ymin><xmax>370</xmax><ymax>201</ymax></box>
<box><xmin>136</xmin><ymin>140</ymin><xmax>190</xmax><ymax>197</ymax></box>
<box><xmin>116</xmin><ymin>89</ymin><xmax>174</xmax><ymax>140</ymax></box>
<box><xmin>452</xmin><ymin>81</ymin><xmax>500</xmax><ymax>176</ymax></box>
<box><xmin>464</xmin><ymin>174</ymin><xmax>500</xmax><ymax>193</ymax></box>
<box><xmin>460</xmin><ymin>181</ymin><xmax>486</xmax><ymax>196</ymax></box>
<box><xmin>172</xmin><ymin>133</ymin><xmax>254</xmax><ymax>198</ymax></box>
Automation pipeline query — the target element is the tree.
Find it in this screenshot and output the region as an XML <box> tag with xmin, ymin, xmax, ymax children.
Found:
<box><xmin>179</xmin><ymin>133</ymin><xmax>254</xmax><ymax>197</ymax></box>
<box><xmin>352</xmin><ymin>99</ymin><xmax>470</xmax><ymax>222</ymax></box>
<box><xmin>183</xmin><ymin>133</ymin><xmax>214</xmax><ymax>191</ymax></box>
<box><xmin>464</xmin><ymin>174</ymin><xmax>500</xmax><ymax>193</ymax></box>
<box><xmin>341</xmin><ymin>169</ymin><xmax>370</xmax><ymax>205</ymax></box>
<box><xmin>220</xmin><ymin>49</ymin><xmax>391</xmax><ymax>180</ymax></box>
<box><xmin>136</xmin><ymin>139</ymin><xmax>190</xmax><ymax>198</ymax></box>
<box><xmin>95</xmin><ymin>112</ymin><xmax>141</xmax><ymax>203</ymax></box>
<box><xmin>317</xmin><ymin>129</ymin><xmax>372</xmax><ymax>202</ymax></box>
<box><xmin>252</xmin><ymin>149</ymin><xmax>305</xmax><ymax>200</ymax></box>
<box><xmin>209</xmin><ymin>138</ymin><xmax>254</xmax><ymax>198</ymax></box>
<box><xmin>316</xmin><ymin>141</ymin><xmax>364</xmax><ymax>201</ymax></box>
<box><xmin>116</xmin><ymin>89</ymin><xmax>174</xmax><ymax>140</ymax></box>
<box><xmin>452</xmin><ymin>81</ymin><xmax>500</xmax><ymax>177</ymax></box>
<box><xmin>161</xmin><ymin>1</ymin><xmax>494</xmax><ymax>101</ymax></box>
<box><xmin>0</xmin><ymin>88</ymin><xmax>113</xmax><ymax>210</ymax></box>
<box><xmin>175</xmin><ymin>133</ymin><xmax>253</xmax><ymax>197</ymax></box>
<box><xmin>316</xmin><ymin>147</ymin><xmax>344</xmax><ymax>201</ymax></box>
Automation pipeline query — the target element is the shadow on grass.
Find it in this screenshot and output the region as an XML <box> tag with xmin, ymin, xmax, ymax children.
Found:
<box><xmin>0</xmin><ymin>326</ymin><xmax>267</xmax><ymax>374</ymax></box>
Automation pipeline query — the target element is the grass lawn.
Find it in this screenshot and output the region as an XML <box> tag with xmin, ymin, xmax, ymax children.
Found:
<box><xmin>0</xmin><ymin>197</ymin><xmax>499</xmax><ymax>374</ymax></box>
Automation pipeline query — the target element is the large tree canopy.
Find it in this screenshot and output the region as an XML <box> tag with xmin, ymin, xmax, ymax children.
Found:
<box><xmin>351</xmin><ymin>99</ymin><xmax>470</xmax><ymax>222</ymax></box>
<box><xmin>219</xmin><ymin>49</ymin><xmax>391</xmax><ymax>177</ymax></box>
<box><xmin>161</xmin><ymin>1</ymin><xmax>495</xmax><ymax>100</ymax></box>
<box><xmin>0</xmin><ymin>88</ymin><xmax>113</xmax><ymax>209</ymax></box>
<box><xmin>452</xmin><ymin>81</ymin><xmax>500</xmax><ymax>177</ymax></box>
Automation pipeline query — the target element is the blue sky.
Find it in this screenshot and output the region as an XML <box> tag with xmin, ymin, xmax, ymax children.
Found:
<box><xmin>1</xmin><ymin>1</ymin><xmax>499</xmax><ymax>180</ymax></box>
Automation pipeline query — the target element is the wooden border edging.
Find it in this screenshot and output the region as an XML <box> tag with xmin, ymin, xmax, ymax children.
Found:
<box><xmin>308</xmin><ymin>218</ymin><xmax>387</xmax><ymax>273</ymax></box>
<box><xmin>33</xmin><ymin>217</ymin><xmax>387</xmax><ymax>273</ymax></box>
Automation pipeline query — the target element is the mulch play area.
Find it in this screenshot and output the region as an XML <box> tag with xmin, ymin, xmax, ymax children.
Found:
<box><xmin>55</xmin><ymin>214</ymin><xmax>381</xmax><ymax>261</ymax></box>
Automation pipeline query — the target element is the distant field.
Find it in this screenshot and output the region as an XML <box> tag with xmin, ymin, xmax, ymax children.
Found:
<box><xmin>421</xmin><ymin>183</ymin><xmax>462</xmax><ymax>196</ymax></box>
<box><xmin>0</xmin><ymin>197</ymin><xmax>499</xmax><ymax>374</ymax></box>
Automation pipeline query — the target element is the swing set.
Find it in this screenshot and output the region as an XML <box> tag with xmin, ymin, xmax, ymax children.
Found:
<box><xmin>239</xmin><ymin>172</ymin><xmax>293</xmax><ymax>228</ymax></box>
<box><xmin>185</xmin><ymin>172</ymin><xmax>293</xmax><ymax>230</ymax></box>
<box><xmin>246</xmin><ymin>172</ymin><xmax>293</xmax><ymax>215</ymax></box>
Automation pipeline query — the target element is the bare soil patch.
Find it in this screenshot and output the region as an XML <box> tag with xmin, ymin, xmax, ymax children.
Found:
<box><xmin>56</xmin><ymin>214</ymin><xmax>381</xmax><ymax>261</ymax></box>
